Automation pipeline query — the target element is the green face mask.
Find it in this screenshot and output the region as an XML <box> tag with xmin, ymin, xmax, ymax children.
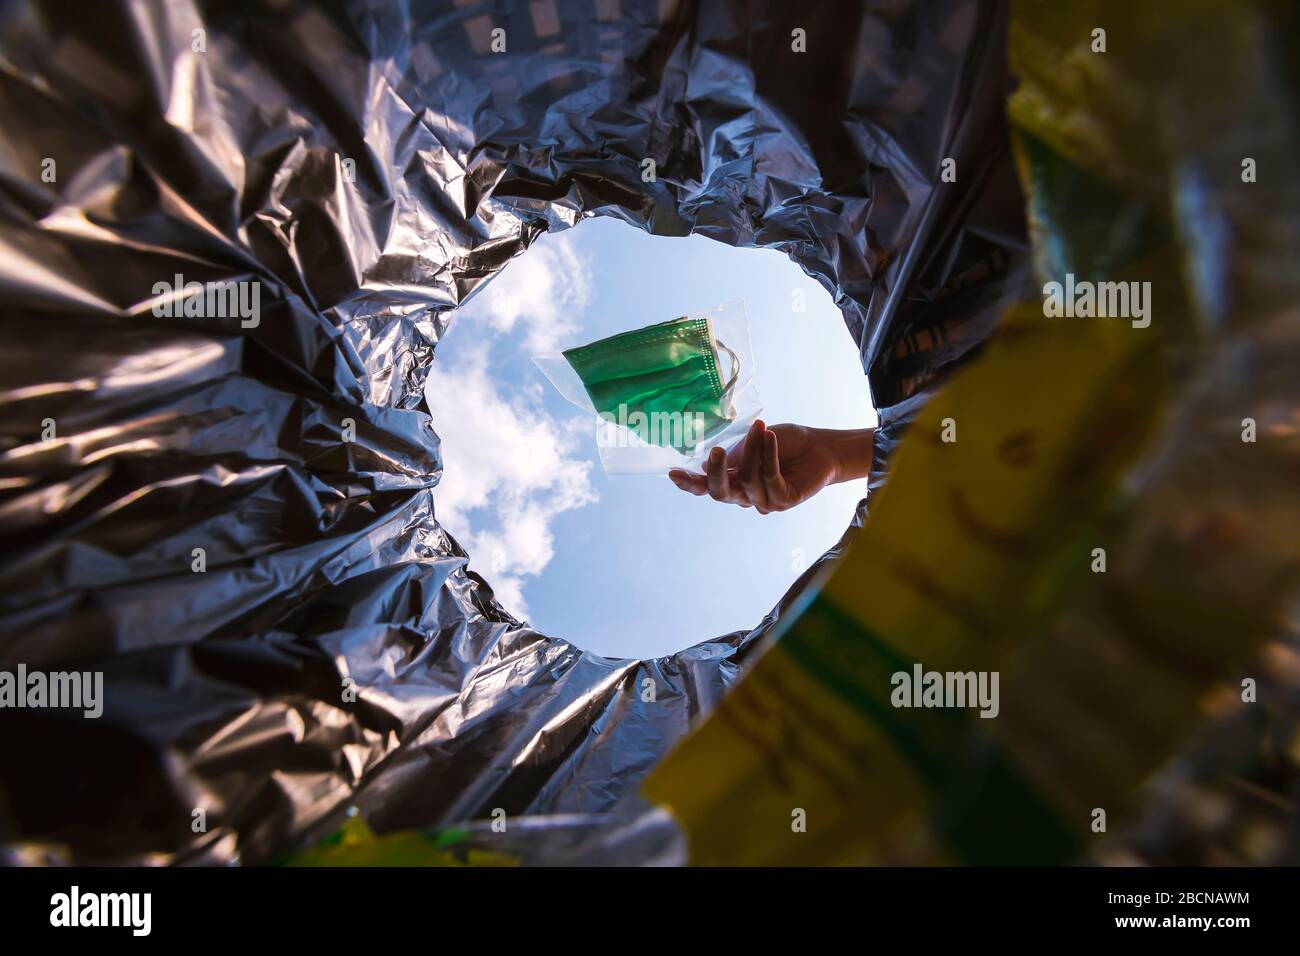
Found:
<box><xmin>563</xmin><ymin>316</ymin><xmax>739</xmax><ymax>453</ymax></box>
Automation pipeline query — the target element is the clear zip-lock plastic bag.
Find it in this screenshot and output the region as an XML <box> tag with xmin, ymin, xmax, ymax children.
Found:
<box><xmin>534</xmin><ymin>300</ymin><xmax>762</xmax><ymax>475</ymax></box>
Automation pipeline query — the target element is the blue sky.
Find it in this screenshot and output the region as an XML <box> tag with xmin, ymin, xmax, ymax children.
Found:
<box><xmin>426</xmin><ymin>216</ymin><xmax>876</xmax><ymax>659</ymax></box>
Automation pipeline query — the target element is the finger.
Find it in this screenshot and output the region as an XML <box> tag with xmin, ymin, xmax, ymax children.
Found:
<box><xmin>723</xmin><ymin>466</ymin><xmax>755</xmax><ymax>507</ymax></box>
<box><xmin>761</xmin><ymin>429</ymin><xmax>790</xmax><ymax>509</ymax></box>
<box><xmin>738</xmin><ymin>421</ymin><xmax>769</xmax><ymax>511</ymax></box>
<box><xmin>668</xmin><ymin>469</ymin><xmax>708</xmax><ymax>495</ymax></box>
<box><xmin>705</xmin><ymin>446</ymin><xmax>732</xmax><ymax>502</ymax></box>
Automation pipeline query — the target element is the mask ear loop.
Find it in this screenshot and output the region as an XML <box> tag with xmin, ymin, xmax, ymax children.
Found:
<box><xmin>714</xmin><ymin>337</ymin><xmax>741</xmax><ymax>421</ymax></box>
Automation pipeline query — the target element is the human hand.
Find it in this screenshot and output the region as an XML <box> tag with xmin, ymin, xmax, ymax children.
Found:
<box><xmin>667</xmin><ymin>420</ymin><xmax>866</xmax><ymax>514</ymax></box>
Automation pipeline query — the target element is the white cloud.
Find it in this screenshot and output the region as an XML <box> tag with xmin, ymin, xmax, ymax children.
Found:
<box><xmin>469</xmin><ymin>235</ymin><xmax>592</xmax><ymax>354</ymax></box>
<box><xmin>426</xmin><ymin>233</ymin><xmax>598</xmax><ymax>618</ymax></box>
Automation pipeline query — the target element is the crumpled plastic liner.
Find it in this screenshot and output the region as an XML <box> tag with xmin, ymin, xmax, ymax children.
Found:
<box><xmin>0</xmin><ymin>0</ymin><xmax>1028</xmax><ymax>863</ymax></box>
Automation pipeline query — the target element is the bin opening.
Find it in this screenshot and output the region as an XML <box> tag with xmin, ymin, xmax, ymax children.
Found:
<box><xmin>426</xmin><ymin>217</ymin><xmax>876</xmax><ymax>660</ymax></box>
